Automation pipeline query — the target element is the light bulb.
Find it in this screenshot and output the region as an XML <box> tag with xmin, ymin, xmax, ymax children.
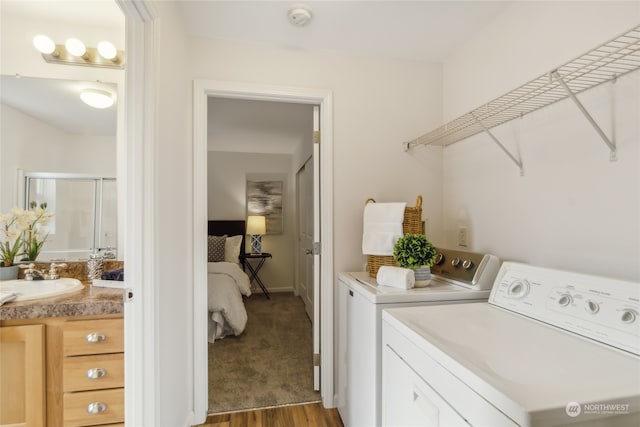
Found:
<box><xmin>80</xmin><ymin>89</ymin><xmax>115</xmax><ymax>109</ymax></box>
<box><xmin>97</xmin><ymin>41</ymin><xmax>117</xmax><ymax>59</ymax></box>
<box><xmin>65</xmin><ymin>38</ymin><xmax>86</xmax><ymax>57</ymax></box>
<box><xmin>33</xmin><ymin>35</ymin><xmax>56</xmax><ymax>54</ymax></box>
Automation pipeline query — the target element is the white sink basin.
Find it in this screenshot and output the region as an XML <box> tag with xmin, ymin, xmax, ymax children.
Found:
<box><xmin>0</xmin><ymin>278</ymin><xmax>84</xmax><ymax>301</ymax></box>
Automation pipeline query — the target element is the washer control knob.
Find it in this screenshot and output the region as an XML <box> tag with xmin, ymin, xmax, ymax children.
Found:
<box><xmin>585</xmin><ymin>300</ymin><xmax>600</xmax><ymax>314</ymax></box>
<box><xmin>451</xmin><ymin>257</ymin><xmax>461</xmax><ymax>267</ymax></box>
<box><xmin>507</xmin><ymin>279</ymin><xmax>530</xmax><ymax>299</ymax></box>
<box><xmin>557</xmin><ymin>294</ymin><xmax>573</xmax><ymax>307</ymax></box>
<box><xmin>621</xmin><ymin>309</ymin><xmax>638</xmax><ymax>324</ymax></box>
<box><xmin>434</xmin><ymin>253</ymin><xmax>444</xmax><ymax>265</ymax></box>
<box><xmin>462</xmin><ymin>259</ymin><xmax>473</xmax><ymax>270</ymax></box>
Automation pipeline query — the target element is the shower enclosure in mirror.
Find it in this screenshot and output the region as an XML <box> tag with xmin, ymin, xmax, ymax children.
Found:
<box><xmin>21</xmin><ymin>172</ymin><xmax>117</xmax><ymax>261</ymax></box>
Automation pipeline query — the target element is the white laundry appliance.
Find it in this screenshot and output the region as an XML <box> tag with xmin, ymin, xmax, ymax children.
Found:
<box><xmin>382</xmin><ymin>262</ymin><xmax>640</xmax><ymax>427</ymax></box>
<box><xmin>337</xmin><ymin>247</ymin><xmax>501</xmax><ymax>427</ymax></box>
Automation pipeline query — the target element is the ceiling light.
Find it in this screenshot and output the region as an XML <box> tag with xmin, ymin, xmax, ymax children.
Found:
<box><xmin>80</xmin><ymin>89</ymin><xmax>115</xmax><ymax>109</ymax></box>
<box><xmin>97</xmin><ymin>41</ymin><xmax>117</xmax><ymax>59</ymax></box>
<box><xmin>65</xmin><ymin>38</ymin><xmax>86</xmax><ymax>57</ymax></box>
<box><xmin>288</xmin><ymin>7</ymin><xmax>312</xmax><ymax>27</ymax></box>
<box><xmin>33</xmin><ymin>35</ymin><xmax>56</xmax><ymax>54</ymax></box>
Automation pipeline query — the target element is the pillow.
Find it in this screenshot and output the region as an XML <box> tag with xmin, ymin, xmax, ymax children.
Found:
<box><xmin>208</xmin><ymin>235</ymin><xmax>227</xmax><ymax>262</ymax></box>
<box><xmin>225</xmin><ymin>235</ymin><xmax>243</xmax><ymax>264</ymax></box>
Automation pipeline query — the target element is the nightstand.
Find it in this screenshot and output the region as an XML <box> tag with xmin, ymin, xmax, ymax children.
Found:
<box><xmin>240</xmin><ymin>253</ymin><xmax>272</xmax><ymax>299</ymax></box>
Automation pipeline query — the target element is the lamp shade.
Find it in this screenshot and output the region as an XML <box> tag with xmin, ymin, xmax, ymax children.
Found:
<box><xmin>246</xmin><ymin>215</ymin><xmax>266</xmax><ymax>235</ymax></box>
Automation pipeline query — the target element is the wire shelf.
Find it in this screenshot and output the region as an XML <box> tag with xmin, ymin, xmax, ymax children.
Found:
<box><xmin>406</xmin><ymin>25</ymin><xmax>640</xmax><ymax>149</ymax></box>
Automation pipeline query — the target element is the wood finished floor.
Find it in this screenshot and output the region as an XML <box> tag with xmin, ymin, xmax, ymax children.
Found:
<box><xmin>194</xmin><ymin>402</ymin><xmax>344</xmax><ymax>427</ymax></box>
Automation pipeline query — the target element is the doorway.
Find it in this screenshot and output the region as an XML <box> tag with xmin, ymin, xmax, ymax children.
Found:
<box><xmin>192</xmin><ymin>81</ymin><xmax>334</xmax><ymax>418</ymax></box>
<box><xmin>206</xmin><ymin>97</ymin><xmax>316</xmax><ymax>412</ymax></box>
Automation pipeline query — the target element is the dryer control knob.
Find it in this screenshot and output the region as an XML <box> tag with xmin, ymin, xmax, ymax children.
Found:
<box><xmin>507</xmin><ymin>279</ymin><xmax>530</xmax><ymax>299</ymax></box>
<box><xmin>621</xmin><ymin>309</ymin><xmax>638</xmax><ymax>324</ymax></box>
<box><xmin>451</xmin><ymin>257</ymin><xmax>461</xmax><ymax>267</ymax></box>
<box><xmin>434</xmin><ymin>253</ymin><xmax>444</xmax><ymax>265</ymax></box>
<box><xmin>462</xmin><ymin>259</ymin><xmax>473</xmax><ymax>270</ymax></box>
<box><xmin>585</xmin><ymin>300</ymin><xmax>600</xmax><ymax>314</ymax></box>
<box><xmin>557</xmin><ymin>294</ymin><xmax>573</xmax><ymax>307</ymax></box>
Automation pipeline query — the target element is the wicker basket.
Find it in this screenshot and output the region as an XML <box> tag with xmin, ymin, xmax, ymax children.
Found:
<box><xmin>365</xmin><ymin>195</ymin><xmax>423</xmax><ymax>277</ymax></box>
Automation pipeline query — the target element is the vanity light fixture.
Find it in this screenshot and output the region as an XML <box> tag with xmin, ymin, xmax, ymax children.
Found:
<box><xmin>65</xmin><ymin>38</ymin><xmax>86</xmax><ymax>57</ymax></box>
<box><xmin>80</xmin><ymin>89</ymin><xmax>115</xmax><ymax>109</ymax></box>
<box><xmin>33</xmin><ymin>35</ymin><xmax>57</xmax><ymax>55</ymax></box>
<box><xmin>97</xmin><ymin>41</ymin><xmax>117</xmax><ymax>60</ymax></box>
<box><xmin>33</xmin><ymin>35</ymin><xmax>125</xmax><ymax>69</ymax></box>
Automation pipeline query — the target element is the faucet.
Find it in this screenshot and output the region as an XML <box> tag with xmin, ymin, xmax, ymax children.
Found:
<box><xmin>20</xmin><ymin>263</ymin><xmax>68</xmax><ymax>280</ymax></box>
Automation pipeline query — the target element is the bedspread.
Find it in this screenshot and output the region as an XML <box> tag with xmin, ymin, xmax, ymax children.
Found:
<box><xmin>207</xmin><ymin>262</ymin><xmax>251</xmax><ymax>342</ymax></box>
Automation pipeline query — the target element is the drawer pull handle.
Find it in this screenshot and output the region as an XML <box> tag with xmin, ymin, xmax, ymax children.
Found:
<box><xmin>86</xmin><ymin>368</ymin><xmax>107</xmax><ymax>379</ymax></box>
<box><xmin>86</xmin><ymin>332</ymin><xmax>107</xmax><ymax>343</ymax></box>
<box><xmin>86</xmin><ymin>402</ymin><xmax>107</xmax><ymax>414</ymax></box>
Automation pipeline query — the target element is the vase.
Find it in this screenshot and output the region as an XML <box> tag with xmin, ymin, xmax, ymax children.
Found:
<box><xmin>413</xmin><ymin>266</ymin><xmax>432</xmax><ymax>287</ymax></box>
<box><xmin>0</xmin><ymin>265</ymin><xmax>19</xmax><ymax>281</ymax></box>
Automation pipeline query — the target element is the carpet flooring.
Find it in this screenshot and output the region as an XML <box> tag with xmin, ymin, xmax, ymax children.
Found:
<box><xmin>208</xmin><ymin>292</ymin><xmax>320</xmax><ymax>414</ymax></box>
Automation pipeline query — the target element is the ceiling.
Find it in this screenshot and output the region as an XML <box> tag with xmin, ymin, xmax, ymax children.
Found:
<box><xmin>177</xmin><ymin>1</ymin><xmax>512</xmax><ymax>63</ymax></box>
<box><xmin>1</xmin><ymin>1</ymin><xmax>512</xmax><ymax>138</ymax></box>
<box><xmin>208</xmin><ymin>97</ymin><xmax>313</xmax><ymax>154</ymax></box>
<box><xmin>1</xmin><ymin>75</ymin><xmax>117</xmax><ymax>136</ymax></box>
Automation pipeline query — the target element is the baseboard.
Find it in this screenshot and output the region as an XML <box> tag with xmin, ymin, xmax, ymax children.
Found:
<box><xmin>253</xmin><ymin>286</ymin><xmax>294</xmax><ymax>294</ymax></box>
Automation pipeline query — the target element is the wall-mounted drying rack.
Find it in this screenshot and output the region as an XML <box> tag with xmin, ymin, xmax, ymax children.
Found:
<box><xmin>404</xmin><ymin>25</ymin><xmax>640</xmax><ymax>175</ymax></box>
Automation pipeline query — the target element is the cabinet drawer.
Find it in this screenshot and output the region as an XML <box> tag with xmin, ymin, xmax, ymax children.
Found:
<box><xmin>63</xmin><ymin>353</ymin><xmax>124</xmax><ymax>392</ymax></box>
<box><xmin>63</xmin><ymin>388</ymin><xmax>124</xmax><ymax>426</ymax></box>
<box><xmin>63</xmin><ymin>318</ymin><xmax>124</xmax><ymax>356</ymax></box>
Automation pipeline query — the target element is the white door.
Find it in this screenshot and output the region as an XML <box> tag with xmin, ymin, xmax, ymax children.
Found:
<box><xmin>295</xmin><ymin>105</ymin><xmax>321</xmax><ymax>391</ymax></box>
<box><xmin>311</xmin><ymin>105</ymin><xmax>321</xmax><ymax>391</ymax></box>
<box><xmin>296</xmin><ymin>158</ymin><xmax>314</xmax><ymax>319</ymax></box>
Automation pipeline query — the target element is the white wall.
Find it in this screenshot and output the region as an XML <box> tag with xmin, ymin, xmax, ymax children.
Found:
<box><xmin>0</xmin><ymin>103</ymin><xmax>116</xmax><ymax>210</ymax></box>
<box><xmin>208</xmin><ymin>151</ymin><xmax>296</xmax><ymax>291</ymax></box>
<box><xmin>191</xmin><ymin>38</ymin><xmax>444</xmax><ymax>274</ymax></box>
<box><xmin>442</xmin><ymin>2</ymin><xmax>640</xmax><ymax>281</ymax></box>
<box><xmin>0</xmin><ymin>6</ymin><xmax>124</xmax><ymax>84</ymax></box>
<box><xmin>150</xmin><ymin>2</ymin><xmax>193</xmax><ymax>425</ymax></box>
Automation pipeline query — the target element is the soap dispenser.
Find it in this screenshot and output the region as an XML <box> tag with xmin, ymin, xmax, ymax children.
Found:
<box><xmin>88</xmin><ymin>249</ymin><xmax>104</xmax><ymax>282</ymax></box>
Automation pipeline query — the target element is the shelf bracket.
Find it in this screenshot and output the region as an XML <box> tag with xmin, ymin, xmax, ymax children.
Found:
<box><xmin>551</xmin><ymin>70</ymin><xmax>617</xmax><ymax>161</ymax></box>
<box><xmin>471</xmin><ymin>112</ymin><xmax>524</xmax><ymax>176</ymax></box>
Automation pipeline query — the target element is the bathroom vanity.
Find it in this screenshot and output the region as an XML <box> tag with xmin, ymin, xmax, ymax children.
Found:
<box><xmin>0</xmin><ymin>283</ymin><xmax>124</xmax><ymax>427</ymax></box>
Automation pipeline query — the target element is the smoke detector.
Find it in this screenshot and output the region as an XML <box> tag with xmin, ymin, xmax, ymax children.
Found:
<box><xmin>288</xmin><ymin>7</ymin><xmax>312</xmax><ymax>27</ymax></box>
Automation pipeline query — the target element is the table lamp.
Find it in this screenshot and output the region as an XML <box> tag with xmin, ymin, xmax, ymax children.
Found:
<box><xmin>247</xmin><ymin>215</ymin><xmax>266</xmax><ymax>254</ymax></box>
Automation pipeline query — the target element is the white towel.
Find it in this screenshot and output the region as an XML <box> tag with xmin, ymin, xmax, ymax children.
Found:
<box><xmin>362</xmin><ymin>202</ymin><xmax>406</xmax><ymax>255</ymax></box>
<box><xmin>0</xmin><ymin>291</ymin><xmax>17</xmax><ymax>305</ymax></box>
<box><xmin>376</xmin><ymin>266</ymin><xmax>415</xmax><ymax>290</ymax></box>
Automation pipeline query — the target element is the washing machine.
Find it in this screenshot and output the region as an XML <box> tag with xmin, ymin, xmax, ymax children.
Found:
<box><xmin>337</xmin><ymin>247</ymin><xmax>500</xmax><ymax>427</ymax></box>
<box><xmin>382</xmin><ymin>262</ymin><xmax>640</xmax><ymax>426</ymax></box>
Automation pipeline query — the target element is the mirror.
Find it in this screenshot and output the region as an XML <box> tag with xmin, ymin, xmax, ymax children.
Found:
<box><xmin>0</xmin><ymin>75</ymin><xmax>118</xmax><ymax>261</ymax></box>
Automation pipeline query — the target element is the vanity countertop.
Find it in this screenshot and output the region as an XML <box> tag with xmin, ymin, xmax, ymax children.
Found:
<box><xmin>0</xmin><ymin>284</ymin><xmax>123</xmax><ymax>321</ymax></box>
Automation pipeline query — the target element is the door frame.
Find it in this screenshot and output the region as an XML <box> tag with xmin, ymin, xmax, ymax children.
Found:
<box><xmin>117</xmin><ymin>0</ymin><xmax>156</xmax><ymax>425</ymax></box>
<box><xmin>192</xmin><ymin>80</ymin><xmax>335</xmax><ymax>416</ymax></box>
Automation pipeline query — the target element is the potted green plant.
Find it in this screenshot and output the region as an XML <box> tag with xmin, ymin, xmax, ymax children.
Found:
<box><xmin>393</xmin><ymin>233</ymin><xmax>437</xmax><ymax>287</ymax></box>
<box><xmin>0</xmin><ymin>208</ymin><xmax>24</xmax><ymax>280</ymax></box>
<box><xmin>20</xmin><ymin>201</ymin><xmax>53</xmax><ymax>262</ymax></box>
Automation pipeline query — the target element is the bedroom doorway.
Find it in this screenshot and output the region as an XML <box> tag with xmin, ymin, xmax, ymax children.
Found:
<box><xmin>194</xmin><ymin>81</ymin><xmax>333</xmax><ymax>418</ymax></box>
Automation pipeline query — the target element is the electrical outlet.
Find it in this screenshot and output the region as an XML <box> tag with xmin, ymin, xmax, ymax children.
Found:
<box><xmin>458</xmin><ymin>226</ymin><xmax>468</xmax><ymax>247</ymax></box>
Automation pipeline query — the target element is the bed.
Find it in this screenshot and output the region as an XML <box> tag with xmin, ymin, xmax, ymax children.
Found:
<box><xmin>207</xmin><ymin>220</ymin><xmax>252</xmax><ymax>342</ymax></box>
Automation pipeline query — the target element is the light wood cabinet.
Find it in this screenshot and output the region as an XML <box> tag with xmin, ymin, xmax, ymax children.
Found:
<box><xmin>0</xmin><ymin>324</ymin><xmax>46</xmax><ymax>427</ymax></box>
<box><xmin>62</xmin><ymin>317</ymin><xmax>124</xmax><ymax>427</ymax></box>
<box><xmin>0</xmin><ymin>315</ymin><xmax>123</xmax><ymax>427</ymax></box>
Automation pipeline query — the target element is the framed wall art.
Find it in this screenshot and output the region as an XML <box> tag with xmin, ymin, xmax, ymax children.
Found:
<box><xmin>246</xmin><ymin>180</ymin><xmax>283</xmax><ymax>234</ymax></box>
